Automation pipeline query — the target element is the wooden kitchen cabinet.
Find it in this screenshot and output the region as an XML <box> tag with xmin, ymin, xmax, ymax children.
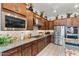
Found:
<box><xmin>2</xmin><ymin>46</ymin><xmax>21</xmax><ymax>56</ymax></box>
<box><xmin>54</xmin><ymin>19</ymin><xmax>59</xmax><ymax>26</ymax></box>
<box><xmin>2</xmin><ymin>3</ymin><xmax>15</xmax><ymax>12</ymax></box>
<box><xmin>37</xmin><ymin>39</ymin><xmax>43</xmax><ymax>52</ymax></box>
<box><xmin>1</xmin><ymin>35</ymin><xmax>52</xmax><ymax>56</ymax></box>
<box><xmin>59</xmin><ymin>19</ymin><xmax>66</xmax><ymax>26</ymax></box>
<box><xmin>47</xmin><ymin>35</ymin><xmax>51</xmax><ymax>44</ymax></box>
<box><xmin>38</xmin><ymin>18</ymin><xmax>46</xmax><ymax>30</ymax></box>
<box><xmin>2</xmin><ymin>3</ymin><xmax>26</xmax><ymax>16</ymax></box>
<box><xmin>44</xmin><ymin>37</ymin><xmax>48</xmax><ymax>46</ymax></box>
<box><xmin>26</xmin><ymin>10</ymin><xmax>34</xmax><ymax>30</ymax></box>
<box><xmin>41</xmin><ymin>38</ymin><xmax>45</xmax><ymax>49</ymax></box>
<box><xmin>66</xmin><ymin>18</ymin><xmax>72</xmax><ymax>26</ymax></box>
<box><xmin>16</xmin><ymin>3</ymin><xmax>27</xmax><ymax>16</ymax></box>
<box><xmin>54</xmin><ymin>19</ymin><xmax>66</xmax><ymax>26</ymax></box>
<box><xmin>31</xmin><ymin>40</ymin><xmax>38</xmax><ymax>56</ymax></box>
<box><xmin>45</xmin><ymin>20</ymin><xmax>49</xmax><ymax>30</ymax></box>
<box><xmin>45</xmin><ymin>35</ymin><xmax>51</xmax><ymax>46</ymax></box>
<box><xmin>22</xmin><ymin>43</ymin><xmax>32</xmax><ymax>56</ymax></box>
<box><xmin>48</xmin><ymin>21</ymin><xmax>54</xmax><ymax>30</ymax></box>
<box><xmin>72</xmin><ymin>17</ymin><xmax>79</xmax><ymax>26</ymax></box>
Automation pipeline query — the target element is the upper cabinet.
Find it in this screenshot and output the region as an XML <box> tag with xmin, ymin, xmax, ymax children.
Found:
<box><xmin>59</xmin><ymin>19</ymin><xmax>66</xmax><ymax>26</ymax></box>
<box><xmin>38</xmin><ymin>18</ymin><xmax>45</xmax><ymax>30</ymax></box>
<box><xmin>45</xmin><ymin>20</ymin><xmax>49</xmax><ymax>30</ymax></box>
<box><xmin>54</xmin><ymin>19</ymin><xmax>60</xmax><ymax>26</ymax></box>
<box><xmin>2</xmin><ymin>3</ymin><xmax>15</xmax><ymax>11</ymax></box>
<box><xmin>17</xmin><ymin>3</ymin><xmax>27</xmax><ymax>16</ymax></box>
<box><xmin>66</xmin><ymin>18</ymin><xmax>72</xmax><ymax>26</ymax></box>
<box><xmin>54</xmin><ymin>19</ymin><xmax>66</xmax><ymax>26</ymax></box>
<box><xmin>72</xmin><ymin>17</ymin><xmax>79</xmax><ymax>26</ymax></box>
<box><xmin>53</xmin><ymin>17</ymin><xmax>79</xmax><ymax>27</ymax></box>
<box><xmin>2</xmin><ymin>3</ymin><xmax>26</xmax><ymax>16</ymax></box>
<box><xmin>26</xmin><ymin>10</ymin><xmax>34</xmax><ymax>30</ymax></box>
<box><xmin>48</xmin><ymin>21</ymin><xmax>54</xmax><ymax>30</ymax></box>
<box><xmin>41</xmin><ymin>19</ymin><xmax>46</xmax><ymax>30</ymax></box>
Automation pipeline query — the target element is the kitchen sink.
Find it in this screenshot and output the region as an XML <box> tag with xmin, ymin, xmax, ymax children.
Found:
<box><xmin>31</xmin><ymin>35</ymin><xmax>42</xmax><ymax>38</ymax></box>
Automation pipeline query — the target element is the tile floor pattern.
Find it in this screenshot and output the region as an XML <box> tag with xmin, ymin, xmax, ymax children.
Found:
<box><xmin>37</xmin><ymin>43</ymin><xmax>65</xmax><ymax>56</ymax></box>
<box><xmin>65</xmin><ymin>45</ymin><xmax>79</xmax><ymax>56</ymax></box>
<box><xmin>65</xmin><ymin>48</ymin><xmax>79</xmax><ymax>56</ymax></box>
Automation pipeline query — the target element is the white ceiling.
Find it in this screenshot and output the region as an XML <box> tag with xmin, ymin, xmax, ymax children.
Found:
<box><xmin>33</xmin><ymin>3</ymin><xmax>79</xmax><ymax>20</ymax></box>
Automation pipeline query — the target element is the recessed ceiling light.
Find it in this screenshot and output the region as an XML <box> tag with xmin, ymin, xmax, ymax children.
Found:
<box><xmin>53</xmin><ymin>10</ymin><xmax>57</xmax><ymax>13</ymax></box>
<box><xmin>74</xmin><ymin>4</ymin><xmax>78</xmax><ymax>9</ymax></box>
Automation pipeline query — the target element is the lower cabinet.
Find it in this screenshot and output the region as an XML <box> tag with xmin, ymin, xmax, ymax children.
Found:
<box><xmin>37</xmin><ymin>39</ymin><xmax>42</xmax><ymax>53</ymax></box>
<box><xmin>2</xmin><ymin>35</ymin><xmax>52</xmax><ymax>56</ymax></box>
<box><xmin>45</xmin><ymin>35</ymin><xmax>51</xmax><ymax>46</ymax></box>
<box><xmin>22</xmin><ymin>43</ymin><xmax>32</xmax><ymax>56</ymax></box>
<box><xmin>47</xmin><ymin>35</ymin><xmax>51</xmax><ymax>44</ymax></box>
<box><xmin>31</xmin><ymin>40</ymin><xmax>38</xmax><ymax>56</ymax></box>
<box><xmin>2</xmin><ymin>46</ymin><xmax>21</xmax><ymax>56</ymax></box>
<box><xmin>37</xmin><ymin>38</ymin><xmax>45</xmax><ymax>53</ymax></box>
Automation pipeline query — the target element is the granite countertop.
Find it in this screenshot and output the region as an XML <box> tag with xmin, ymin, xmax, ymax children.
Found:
<box><xmin>0</xmin><ymin>34</ymin><xmax>52</xmax><ymax>52</ymax></box>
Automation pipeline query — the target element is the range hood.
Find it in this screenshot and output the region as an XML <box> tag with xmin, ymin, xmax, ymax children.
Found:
<box><xmin>33</xmin><ymin>18</ymin><xmax>42</xmax><ymax>28</ymax></box>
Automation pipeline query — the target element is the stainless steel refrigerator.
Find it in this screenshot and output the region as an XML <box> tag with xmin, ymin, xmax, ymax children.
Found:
<box><xmin>54</xmin><ymin>26</ymin><xmax>65</xmax><ymax>46</ymax></box>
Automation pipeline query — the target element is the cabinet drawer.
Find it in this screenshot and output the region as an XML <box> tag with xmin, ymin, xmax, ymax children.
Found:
<box><xmin>2</xmin><ymin>46</ymin><xmax>21</xmax><ymax>56</ymax></box>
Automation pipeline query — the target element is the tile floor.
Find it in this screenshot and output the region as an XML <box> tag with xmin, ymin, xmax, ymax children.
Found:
<box><xmin>37</xmin><ymin>43</ymin><xmax>65</xmax><ymax>56</ymax></box>
<box><xmin>65</xmin><ymin>45</ymin><xmax>79</xmax><ymax>56</ymax></box>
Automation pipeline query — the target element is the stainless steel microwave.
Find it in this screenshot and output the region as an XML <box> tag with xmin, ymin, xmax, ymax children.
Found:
<box><xmin>1</xmin><ymin>11</ymin><xmax>27</xmax><ymax>31</ymax></box>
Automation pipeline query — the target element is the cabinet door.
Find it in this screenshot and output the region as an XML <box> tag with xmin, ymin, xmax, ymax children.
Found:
<box><xmin>44</xmin><ymin>37</ymin><xmax>47</xmax><ymax>46</ymax></box>
<box><xmin>22</xmin><ymin>43</ymin><xmax>32</xmax><ymax>56</ymax></box>
<box><xmin>39</xmin><ymin>19</ymin><xmax>45</xmax><ymax>30</ymax></box>
<box><xmin>17</xmin><ymin>3</ymin><xmax>26</xmax><ymax>15</ymax></box>
<box><xmin>37</xmin><ymin>39</ymin><xmax>42</xmax><ymax>52</ymax></box>
<box><xmin>54</xmin><ymin>19</ymin><xmax>66</xmax><ymax>26</ymax></box>
<box><xmin>2</xmin><ymin>3</ymin><xmax>26</xmax><ymax>16</ymax></box>
<box><xmin>2</xmin><ymin>46</ymin><xmax>21</xmax><ymax>56</ymax></box>
<box><xmin>72</xmin><ymin>17</ymin><xmax>79</xmax><ymax>26</ymax></box>
<box><xmin>2</xmin><ymin>3</ymin><xmax>15</xmax><ymax>11</ymax></box>
<box><xmin>49</xmin><ymin>21</ymin><xmax>54</xmax><ymax>30</ymax></box>
<box><xmin>31</xmin><ymin>40</ymin><xmax>38</xmax><ymax>56</ymax></box>
<box><xmin>59</xmin><ymin>19</ymin><xmax>66</xmax><ymax>26</ymax></box>
<box><xmin>42</xmin><ymin>20</ymin><xmax>46</xmax><ymax>30</ymax></box>
<box><xmin>41</xmin><ymin>38</ymin><xmax>45</xmax><ymax>49</ymax></box>
<box><xmin>66</xmin><ymin>18</ymin><xmax>72</xmax><ymax>26</ymax></box>
<box><xmin>47</xmin><ymin>35</ymin><xmax>51</xmax><ymax>44</ymax></box>
<box><xmin>54</xmin><ymin>20</ymin><xmax>59</xmax><ymax>26</ymax></box>
<box><xmin>51</xmin><ymin>35</ymin><xmax>54</xmax><ymax>43</ymax></box>
<box><xmin>26</xmin><ymin>10</ymin><xmax>33</xmax><ymax>30</ymax></box>
<box><xmin>45</xmin><ymin>20</ymin><xmax>49</xmax><ymax>30</ymax></box>
<box><xmin>45</xmin><ymin>35</ymin><xmax>51</xmax><ymax>45</ymax></box>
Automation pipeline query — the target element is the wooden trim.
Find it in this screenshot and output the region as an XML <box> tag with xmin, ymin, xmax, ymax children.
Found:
<box><xmin>2</xmin><ymin>8</ymin><xmax>26</xmax><ymax>17</ymax></box>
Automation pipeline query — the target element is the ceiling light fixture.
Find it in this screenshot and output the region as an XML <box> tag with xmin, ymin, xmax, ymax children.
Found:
<box><xmin>74</xmin><ymin>4</ymin><xmax>78</xmax><ymax>9</ymax></box>
<box><xmin>53</xmin><ymin>10</ymin><xmax>57</xmax><ymax>13</ymax></box>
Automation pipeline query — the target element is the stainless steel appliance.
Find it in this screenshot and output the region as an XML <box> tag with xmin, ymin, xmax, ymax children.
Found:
<box><xmin>54</xmin><ymin>26</ymin><xmax>65</xmax><ymax>46</ymax></box>
<box><xmin>5</xmin><ymin>15</ymin><xmax>25</xmax><ymax>28</ymax></box>
<box><xmin>1</xmin><ymin>11</ymin><xmax>27</xmax><ymax>31</ymax></box>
